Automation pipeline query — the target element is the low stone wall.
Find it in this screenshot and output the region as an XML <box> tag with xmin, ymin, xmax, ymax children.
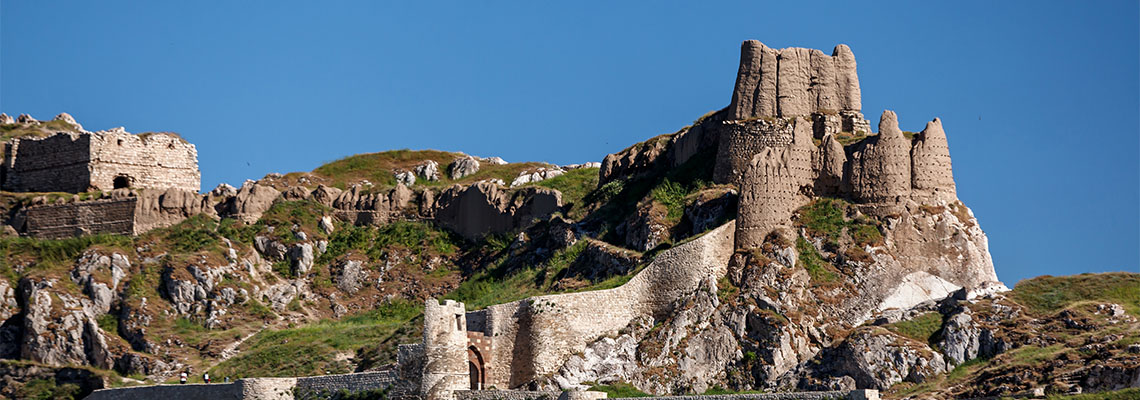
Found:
<box><xmin>24</xmin><ymin>197</ymin><xmax>136</xmax><ymax>239</ymax></box>
<box><xmin>83</xmin><ymin>377</ymin><xmax>297</xmax><ymax>400</ymax></box>
<box><xmin>294</xmin><ymin>371</ymin><xmax>399</xmax><ymax>398</ymax></box>
<box><xmin>455</xmin><ymin>390</ymin><xmax>561</xmax><ymax>400</ymax></box>
<box><xmin>610</xmin><ymin>391</ymin><xmax>878</xmax><ymax>400</ymax></box>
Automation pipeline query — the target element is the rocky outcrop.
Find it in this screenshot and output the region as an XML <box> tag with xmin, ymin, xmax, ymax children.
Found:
<box><xmin>225</xmin><ymin>182</ymin><xmax>281</xmax><ymax>223</ymax></box>
<box><xmin>70</xmin><ymin>251</ymin><xmax>129</xmax><ymax>314</ymax></box>
<box><xmin>17</xmin><ymin>278</ymin><xmax>116</xmax><ymax>369</ymax></box>
<box><xmin>0</xmin><ymin>113</ymin><xmax>13</xmax><ymax>125</ymax></box>
<box><xmin>683</xmin><ymin>188</ymin><xmax>738</xmax><ymax>236</ymax></box>
<box><xmin>617</xmin><ymin>201</ymin><xmax>669</xmax><ymax>252</ymax></box>
<box><xmin>433</xmin><ymin>181</ymin><xmax>562</xmax><ymax>240</ymax></box>
<box><xmin>568</xmin><ymin>240</ymin><xmax>641</xmax><ymax>281</ymax></box>
<box><xmin>134</xmin><ymin>188</ymin><xmax>219</xmax><ymax>233</ymax></box>
<box><xmin>510</xmin><ymin>167</ymin><xmax>564</xmax><ymax>187</ymax></box>
<box><xmin>814</xmin><ymin>327</ymin><xmax>946</xmax><ymax>390</ymax></box>
<box><xmin>449</xmin><ymin>156</ymin><xmax>480</xmax><ymax>180</ymax></box>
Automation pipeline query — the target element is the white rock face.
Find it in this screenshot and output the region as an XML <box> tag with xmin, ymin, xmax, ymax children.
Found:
<box><xmin>481</xmin><ymin>156</ymin><xmax>508</xmax><ymax>165</ymax></box>
<box><xmin>877</xmin><ymin>271</ymin><xmax>961</xmax><ymax>312</ymax></box>
<box><xmin>563</xmin><ymin>162</ymin><xmax>602</xmax><ymax>170</ymax></box>
<box><xmin>414</xmin><ymin>160</ymin><xmax>441</xmax><ymax>181</ymax></box>
<box><xmin>319</xmin><ymin>216</ymin><xmax>335</xmax><ymax>234</ymax></box>
<box><xmin>395</xmin><ymin>171</ymin><xmax>416</xmax><ymax>187</ymax></box>
<box><xmin>510</xmin><ymin>167</ymin><xmax>565</xmax><ymax>187</ymax></box>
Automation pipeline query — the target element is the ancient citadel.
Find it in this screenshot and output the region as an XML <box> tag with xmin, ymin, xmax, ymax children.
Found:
<box><xmin>16</xmin><ymin>39</ymin><xmax>1030</xmax><ymax>400</ymax></box>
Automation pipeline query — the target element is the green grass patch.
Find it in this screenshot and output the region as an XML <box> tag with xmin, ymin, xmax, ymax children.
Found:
<box><xmin>796</xmin><ymin>198</ymin><xmax>882</xmax><ymax>247</ymax></box>
<box><xmin>1046</xmin><ymin>388</ymin><xmax>1140</xmax><ymax>399</ymax></box>
<box><xmin>650</xmin><ymin>179</ymin><xmax>690</xmax><ymax>223</ymax></box>
<box><xmin>96</xmin><ymin>314</ymin><xmax>118</xmax><ymax>333</ymax></box>
<box><xmin>0</xmin><ymin>234</ymin><xmax>134</xmax><ymax>281</ymax></box>
<box><xmin>534</xmin><ymin>168</ymin><xmax>599</xmax><ymax>218</ymax></box>
<box><xmin>885</xmin><ymin>312</ymin><xmax>944</xmax><ymax>345</ymax></box>
<box><xmin>209</xmin><ymin>301</ymin><xmax>422</xmax><ymax>378</ymax></box>
<box><xmin>1010</xmin><ymin>272</ymin><xmax>1140</xmax><ymax>316</ymax></box>
<box><xmin>795</xmin><ymin>237</ymin><xmax>837</xmax><ymax>283</ymax></box>
<box><xmin>587</xmin><ymin>381</ymin><xmax>649</xmax><ymax>398</ymax></box>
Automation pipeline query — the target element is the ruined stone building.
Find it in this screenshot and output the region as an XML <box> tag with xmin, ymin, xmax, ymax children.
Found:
<box><xmin>2</xmin><ymin>128</ymin><xmax>200</xmax><ymax>193</ymax></box>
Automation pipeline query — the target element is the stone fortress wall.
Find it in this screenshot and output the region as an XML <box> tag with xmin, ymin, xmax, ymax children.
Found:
<box><xmin>23</xmin><ymin>197</ymin><xmax>137</xmax><ymax>239</ymax></box>
<box><xmin>87</xmin><ymin>130</ymin><xmax>200</xmax><ymax>192</ymax></box>
<box><xmin>415</xmin><ymin>222</ymin><xmax>734</xmax><ymax>399</ymax></box>
<box><xmin>2</xmin><ymin>129</ymin><xmax>199</xmax><ymax>193</ymax></box>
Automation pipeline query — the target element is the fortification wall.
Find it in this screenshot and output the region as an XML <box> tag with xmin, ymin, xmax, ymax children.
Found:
<box><xmin>455</xmin><ymin>390</ymin><xmax>561</xmax><ymax>400</ymax></box>
<box><xmin>24</xmin><ymin>197</ymin><xmax>136</xmax><ymax>239</ymax></box>
<box><xmin>481</xmin><ymin>222</ymin><xmax>735</xmax><ymax>389</ymax></box>
<box><xmin>88</xmin><ymin>131</ymin><xmax>200</xmax><ymax>192</ymax></box>
<box><xmin>83</xmin><ymin>378</ymin><xmax>297</xmax><ymax>400</ymax></box>
<box><xmin>294</xmin><ymin>371</ymin><xmax>400</xmax><ymax>398</ymax></box>
<box><xmin>2</xmin><ymin>133</ymin><xmax>92</xmax><ymax>192</ymax></box>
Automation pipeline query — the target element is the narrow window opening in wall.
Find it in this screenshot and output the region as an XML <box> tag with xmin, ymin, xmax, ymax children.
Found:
<box><xmin>117</xmin><ymin>139</ymin><xmax>123</xmax><ymax>146</ymax></box>
<box><xmin>113</xmin><ymin>176</ymin><xmax>130</xmax><ymax>189</ymax></box>
<box><xmin>167</xmin><ymin>143</ymin><xmax>175</xmax><ymax>149</ymax></box>
<box><xmin>456</xmin><ymin>315</ymin><xmax>462</xmax><ymax>331</ymax></box>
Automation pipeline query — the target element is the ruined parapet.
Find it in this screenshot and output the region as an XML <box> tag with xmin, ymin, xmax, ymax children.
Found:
<box><xmin>422</xmin><ymin>299</ymin><xmax>470</xmax><ymax>400</ymax></box>
<box><xmin>2</xmin><ymin>133</ymin><xmax>93</xmax><ymax>193</ymax></box>
<box><xmin>848</xmin><ymin>111</ymin><xmax>912</xmax><ymax>204</ymax></box>
<box><xmin>713</xmin><ymin>118</ymin><xmax>795</xmax><ymax>185</ymax></box>
<box><xmin>909</xmin><ymin>118</ymin><xmax>957</xmax><ymax>204</ymax></box>
<box><xmin>728</xmin><ymin>40</ymin><xmax>862</xmax><ymax>120</ymax></box>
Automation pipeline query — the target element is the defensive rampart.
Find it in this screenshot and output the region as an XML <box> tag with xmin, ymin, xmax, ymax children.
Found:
<box><xmin>469</xmin><ymin>221</ymin><xmax>735</xmax><ymax>390</ymax></box>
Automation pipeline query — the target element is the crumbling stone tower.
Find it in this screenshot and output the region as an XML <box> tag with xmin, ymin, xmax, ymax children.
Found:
<box><xmin>421</xmin><ymin>299</ymin><xmax>469</xmax><ymax>400</ymax></box>
<box><xmin>2</xmin><ymin>129</ymin><xmax>200</xmax><ymax>193</ymax></box>
<box><xmin>722</xmin><ymin>41</ymin><xmax>958</xmax><ymax>248</ymax></box>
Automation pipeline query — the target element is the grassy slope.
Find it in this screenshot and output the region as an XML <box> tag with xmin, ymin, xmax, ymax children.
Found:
<box><xmin>310</xmin><ymin>149</ymin><xmax>552</xmax><ymax>190</ymax></box>
<box><xmin>207</xmin><ymin>301</ymin><xmax>421</xmax><ymax>378</ymax></box>
<box><xmin>888</xmin><ymin>272</ymin><xmax>1140</xmax><ymax>399</ymax></box>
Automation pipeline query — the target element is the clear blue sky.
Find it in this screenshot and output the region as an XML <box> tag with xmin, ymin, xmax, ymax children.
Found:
<box><xmin>2</xmin><ymin>1</ymin><xmax>1137</xmax><ymax>285</ymax></box>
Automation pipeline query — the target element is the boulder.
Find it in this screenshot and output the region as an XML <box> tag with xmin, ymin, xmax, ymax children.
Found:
<box><xmin>618</xmin><ymin>201</ymin><xmax>670</xmax><ymax>252</ymax></box>
<box><xmin>395</xmin><ymin>171</ymin><xmax>416</xmax><ymax>187</ymax></box>
<box><xmin>414</xmin><ymin>160</ymin><xmax>441</xmax><ymax>181</ymax></box>
<box><xmin>330</xmin><ymin>259</ymin><xmax>367</xmax><ymax>294</ymax></box>
<box><xmin>16</xmin><ymin>114</ymin><xmax>37</xmax><ymax>124</ymax></box>
<box><xmin>821</xmin><ymin>327</ymin><xmax>947</xmax><ymax>390</ymax></box>
<box><xmin>511</xmin><ymin>167</ymin><xmax>564</xmax><ymax>187</ymax></box>
<box><xmin>449</xmin><ymin>156</ymin><xmax>480</xmax><ymax>180</ymax></box>
<box><xmin>0</xmin><ymin>113</ymin><xmax>13</xmax><ymax>125</ymax></box>
<box><xmin>288</xmin><ymin>243</ymin><xmax>314</xmax><ymax>276</ymax></box>
<box><xmin>52</xmin><ymin>113</ymin><xmax>82</xmax><ymax>130</ymax></box>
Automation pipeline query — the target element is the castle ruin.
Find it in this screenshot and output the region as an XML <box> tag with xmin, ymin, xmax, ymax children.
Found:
<box><xmin>2</xmin><ymin>127</ymin><xmax>200</xmax><ymax>193</ymax></box>
<box><xmin>716</xmin><ymin>40</ymin><xmax>957</xmax><ymax>248</ymax></box>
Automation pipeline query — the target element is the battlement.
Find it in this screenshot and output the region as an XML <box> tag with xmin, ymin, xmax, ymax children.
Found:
<box><xmin>1</xmin><ymin>120</ymin><xmax>200</xmax><ymax>193</ymax></box>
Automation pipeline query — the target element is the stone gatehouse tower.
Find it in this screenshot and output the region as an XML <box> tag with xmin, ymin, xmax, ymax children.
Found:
<box><xmin>2</xmin><ymin>128</ymin><xmax>200</xmax><ymax>193</ymax></box>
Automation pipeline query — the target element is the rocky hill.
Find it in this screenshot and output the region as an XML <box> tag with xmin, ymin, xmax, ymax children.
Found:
<box><xmin>0</xmin><ymin>40</ymin><xmax>1137</xmax><ymax>400</ymax></box>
